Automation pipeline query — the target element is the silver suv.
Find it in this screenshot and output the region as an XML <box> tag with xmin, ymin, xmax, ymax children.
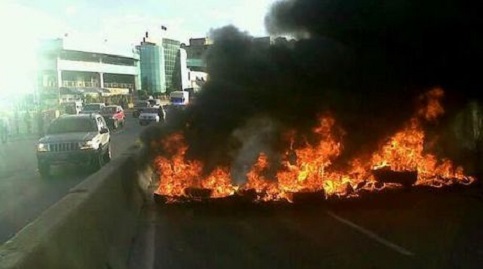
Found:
<box><xmin>36</xmin><ymin>114</ymin><xmax>111</xmax><ymax>178</ymax></box>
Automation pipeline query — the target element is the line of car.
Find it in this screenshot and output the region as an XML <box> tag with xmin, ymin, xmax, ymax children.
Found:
<box><xmin>80</xmin><ymin>103</ymin><xmax>125</xmax><ymax>130</ymax></box>
<box><xmin>35</xmin><ymin>101</ymin><xmax>171</xmax><ymax>178</ymax></box>
<box><xmin>133</xmin><ymin>100</ymin><xmax>167</xmax><ymax>125</ymax></box>
<box><xmin>84</xmin><ymin>101</ymin><xmax>167</xmax><ymax>127</ymax></box>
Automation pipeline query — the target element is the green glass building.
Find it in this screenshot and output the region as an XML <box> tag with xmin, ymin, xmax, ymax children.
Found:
<box><xmin>162</xmin><ymin>38</ymin><xmax>181</xmax><ymax>92</ymax></box>
<box><xmin>139</xmin><ymin>43</ymin><xmax>166</xmax><ymax>93</ymax></box>
<box><xmin>138</xmin><ymin>36</ymin><xmax>181</xmax><ymax>94</ymax></box>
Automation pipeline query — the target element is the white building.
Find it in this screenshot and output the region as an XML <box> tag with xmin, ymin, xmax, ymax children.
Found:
<box><xmin>37</xmin><ymin>37</ymin><xmax>140</xmax><ymax>103</ymax></box>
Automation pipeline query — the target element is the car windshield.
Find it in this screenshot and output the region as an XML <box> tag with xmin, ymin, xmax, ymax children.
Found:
<box><xmin>83</xmin><ymin>104</ymin><xmax>101</xmax><ymax>111</ymax></box>
<box><xmin>101</xmin><ymin>107</ymin><xmax>117</xmax><ymax>114</ymax></box>
<box><xmin>47</xmin><ymin>118</ymin><xmax>98</xmax><ymax>134</ymax></box>
<box><xmin>170</xmin><ymin>97</ymin><xmax>185</xmax><ymax>103</ymax></box>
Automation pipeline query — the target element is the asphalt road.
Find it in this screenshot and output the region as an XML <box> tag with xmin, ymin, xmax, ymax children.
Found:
<box><xmin>129</xmin><ymin>186</ymin><xmax>483</xmax><ymax>269</ymax></box>
<box><xmin>0</xmin><ymin>114</ymin><xmax>144</xmax><ymax>244</ymax></box>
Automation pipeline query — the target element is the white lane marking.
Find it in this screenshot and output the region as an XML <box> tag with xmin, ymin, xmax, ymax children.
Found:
<box><xmin>327</xmin><ymin>211</ymin><xmax>415</xmax><ymax>256</ymax></box>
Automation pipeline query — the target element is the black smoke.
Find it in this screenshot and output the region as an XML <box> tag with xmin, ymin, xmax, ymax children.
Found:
<box><xmin>266</xmin><ymin>0</ymin><xmax>483</xmax><ymax>105</ymax></box>
<box><xmin>143</xmin><ymin>0</ymin><xmax>483</xmax><ymax>174</ymax></box>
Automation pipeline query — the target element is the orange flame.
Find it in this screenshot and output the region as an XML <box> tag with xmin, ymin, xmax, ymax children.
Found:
<box><xmin>153</xmin><ymin>88</ymin><xmax>475</xmax><ymax>202</ymax></box>
<box><xmin>277</xmin><ymin>116</ymin><xmax>342</xmax><ymax>195</ymax></box>
<box><xmin>202</xmin><ymin>167</ymin><xmax>237</xmax><ymax>198</ymax></box>
<box><xmin>154</xmin><ymin>133</ymin><xmax>236</xmax><ymax>198</ymax></box>
<box><xmin>370</xmin><ymin>88</ymin><xmax>474</xmax><ymax>187</ymax></box>
<box><xmin>245</xmin><ymin>153</ymin><xmax>280</xmax><ymax>201</ymax></box>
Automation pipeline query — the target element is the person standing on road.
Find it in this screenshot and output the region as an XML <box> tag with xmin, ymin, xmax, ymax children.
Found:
<box><xmin>0</xmin><ymin>115</ymin><xmax>9</xmax><ymax>143</ymax></box>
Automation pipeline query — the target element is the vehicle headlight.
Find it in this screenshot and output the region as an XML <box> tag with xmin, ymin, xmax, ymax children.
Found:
<box><xmin>37</xmin><ymin>143</ymin><xmax>49</xmax><ymax>152</ymax></box>
<box><xmin>79</xmin><ymin>140</ymin><xmax>99</xmax><ymax>150</ymax></box>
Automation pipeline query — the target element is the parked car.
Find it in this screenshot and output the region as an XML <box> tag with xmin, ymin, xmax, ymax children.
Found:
<box><xmin>132</xmin><ymin>101</ymin><xmax>150</xmax><ymax>118</ymax></box>
<box><xmin>36</xmin><ymin>114</ymin><xmax>111</xmax><ymax>178</ymax></box>
<box><xmin>80</xmin><ymin>103</ymin><xmax>106</xmax><ymax>114</ymax></box>
<box><xmin>101</xmin><ymin>105</ymin><xmax>125</xmax><ymax>129</ymax></box>
<box><xmin>139</xmin><ymin>107</ymin><xmax>165</xmax><ymax>125</ymax></box>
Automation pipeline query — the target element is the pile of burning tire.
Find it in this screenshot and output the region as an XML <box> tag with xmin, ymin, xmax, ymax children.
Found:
<box><xmin>153</xmin><ymin>169</ymin><xmax>475</xmax><ymax>205</ymax></box>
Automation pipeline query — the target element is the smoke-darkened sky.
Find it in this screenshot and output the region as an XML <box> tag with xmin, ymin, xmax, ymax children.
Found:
<box><xmin>145</xmin><ymin>0</ymin><xmax>483</xmax><ymax>172</ymax></box>
<box><xmin>266</xmin><ymin>0</ymin><xmax>482</xmax><ymax>98</ymax></box>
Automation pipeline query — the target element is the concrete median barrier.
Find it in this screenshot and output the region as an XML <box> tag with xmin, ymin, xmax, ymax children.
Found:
<box><xmin>0</xmin><ymin>146</ymin><xmax>153</xmax><ymax>269</ymax></box>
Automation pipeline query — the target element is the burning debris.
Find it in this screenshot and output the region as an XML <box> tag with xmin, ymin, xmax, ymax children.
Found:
<box><xmin>151</xmin><ymin>88</ymin><xmax>475</xmax><ymax>203</ymax></box>
<box><xmin>144</xmin><ymin>0</ymin><xmax>481</xmax><ymax>203</ymax></box>
<box><xmin>372</xmin><ymin>168</ymin><xmax>417</xmax><ymax>189</ymax></box>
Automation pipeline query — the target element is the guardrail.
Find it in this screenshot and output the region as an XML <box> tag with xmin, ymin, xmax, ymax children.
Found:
<box><xmin>0</xmin><ymin>146</ymin><xmax>152</xmax><ymax>269</ymax></box>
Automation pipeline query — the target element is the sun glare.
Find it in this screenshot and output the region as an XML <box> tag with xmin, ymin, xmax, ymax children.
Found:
<box><xmin>0</xmin><ymin>3</ymin><xmax>64</xmax><ymax>103</ymax></box>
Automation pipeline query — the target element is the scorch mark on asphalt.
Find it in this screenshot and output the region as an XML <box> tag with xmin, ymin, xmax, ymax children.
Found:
<box><xmin>326</xmin><ymin>211</ymin><xmax>415</xmax><ymax>256</ymax></box>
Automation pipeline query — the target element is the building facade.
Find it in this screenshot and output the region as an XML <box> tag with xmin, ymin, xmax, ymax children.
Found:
<box><xmin>179</xmin><ymin>49</ymin><xmax>189</xmax><ymax>90</ymax></box>
<box><xmin>138</xmin><ymin>31</ymin><xmax>186</xmax><ymax>94</ymax></box>
<box><xmin>37</xmin><ymin>38</ymin><xmax>140</xmax><ymax>104</ymax></box>
<box><xmin>181</xmin><ymin>37</ymin><xmax>212</xmax><ymax>72</ymax></box>
<box><xmin>180</xmin><ymin>37</ymin><xmax>213</xmax><ymax>92</ymax></box>
<box><xmin>139</xmin><ymin>43</ymin><xmax>166</xmax><ymax>93</ymax></box>
<box><xmin>162</xmin><ymin>38</ymin><xmax>181</xmax><ymax>92</ymax></box>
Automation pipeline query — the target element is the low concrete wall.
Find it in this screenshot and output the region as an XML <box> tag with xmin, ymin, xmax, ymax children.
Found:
<box><xmin>0</xmin><ymin>147</ymin><xmax>152</xmax><ymax>269</ymax></box>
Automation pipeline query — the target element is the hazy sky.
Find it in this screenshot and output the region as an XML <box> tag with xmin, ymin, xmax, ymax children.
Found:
<box><xmin>1</xmin><ymin>0</ymin><xmax>279</xmax><ymax>45</ymax></box>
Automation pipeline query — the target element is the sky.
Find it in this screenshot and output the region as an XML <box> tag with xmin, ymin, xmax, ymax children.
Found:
<box><xmin>0</xmin><ymin>0</ymin><xmax>279</xmax><ymax>45</ymax></box>
<box><xmin>0</xmin><ymin>0</ymin><xmax>279</xmax><ymax>97</ymax></box>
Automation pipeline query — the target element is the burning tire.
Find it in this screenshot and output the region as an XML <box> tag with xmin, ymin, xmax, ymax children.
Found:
<box><xmin>372</xmin><ymin>168</ymin><xmax>418</xmax><ymax>188</ymax></box>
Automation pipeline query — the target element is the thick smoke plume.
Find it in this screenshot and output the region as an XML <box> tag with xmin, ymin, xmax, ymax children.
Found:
<box><xmin>142</xmin><ymin>0</ymin><xmax>483</xmax><ymax>175</ymax></box>
<box><xmin>266</xmin><ymin>0</ymin><xmax>483</xmax><ymax>103</ymax></box>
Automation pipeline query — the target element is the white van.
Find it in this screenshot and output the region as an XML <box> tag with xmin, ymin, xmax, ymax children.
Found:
<box><xmin>169</xmin><ymin>91</ymin><xmax>189</xmax><ymax>105</ymax></box>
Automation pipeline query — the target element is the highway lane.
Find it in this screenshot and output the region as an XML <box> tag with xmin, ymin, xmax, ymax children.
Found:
<box><xmin>129</xmin><ymin>187</ymin><xmax>483</xmax><ymax>269</ymax></box>
<box><xmin>0</xmin><ymin>114</ymin><xmax>145</xmax><ymax>244</ymax></box>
